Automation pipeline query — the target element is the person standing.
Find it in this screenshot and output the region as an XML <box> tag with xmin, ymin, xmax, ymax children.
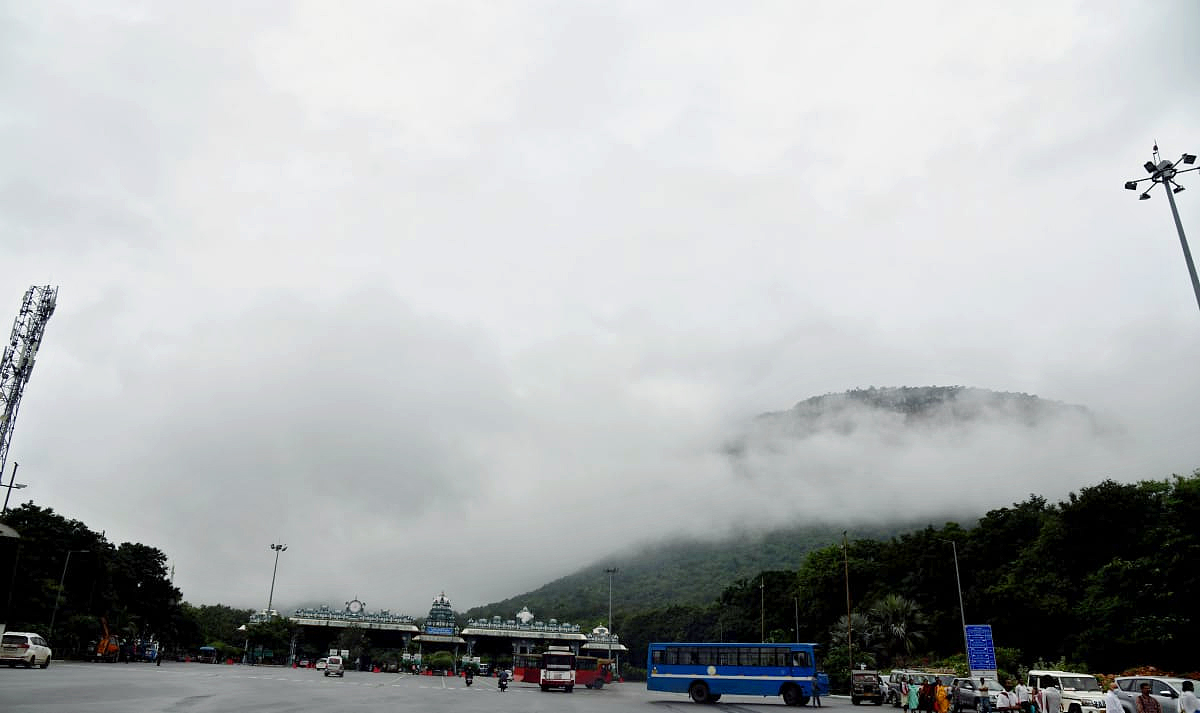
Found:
<box><xmin>1105</xmin><ymin>683</ymin><xmax>1124</xmax><ymax>713</ymax></box>
<box><xmin>1040</xmin><ymin>678</ymin><xmax>1062</xmax><ymax>713</ymax></box>
<box><xmin>1136</xmin><ymin>682</ymin><xmax>1163</xmax><ymax>713</ymax></box>
<box><xmin>936</xmin><ymin>679</ymin><xmax>951</xmax><ymax>713</ymax></box>
<box><xmin>979</xmin><ymin>679</ymin><xmax>993</xmax><ymax>713</ymax></box>
<box><xmin>908</xmin><ymin>677</ymin><xmax>921</xmax><ymax>713</ymax></box>
<box><xmin>1015</xmin><ymin>680</ymin><xmax>1032</xmax><ymax>713</ymax></box>
<box><xmin>1177</xmin><ymin>681</ymin><xmax>1198</xmax><ymax>713</ymax></box>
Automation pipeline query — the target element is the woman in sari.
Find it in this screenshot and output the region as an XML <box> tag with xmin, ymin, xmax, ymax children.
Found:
<box><xmin>908</xmin><ymin>677</ymin><xmax>922</xmax><ymax>713</ymax></box>
<box><xmin>936</xmin><ymin>680</ymin><xmax>951</xmax><ymax>713</ymax></box>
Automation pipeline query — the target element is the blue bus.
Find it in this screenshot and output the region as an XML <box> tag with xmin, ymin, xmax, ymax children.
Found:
<box><xmin>646</xmin><ymin>642</ymin><xmax>828</xmax><ymax>705</ymax></box>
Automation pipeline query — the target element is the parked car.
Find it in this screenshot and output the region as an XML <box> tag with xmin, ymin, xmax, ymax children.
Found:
<box><xmin>951</xmin><ymin>677</ymin><xmax>1006</xmax><ymax>711</ymax></box>
<box><xmin>853</xmin><ymin>671</ymin><xmax>887</xmax><ymax>705</ymax></box>
<box><xmin>324</xmin><ymin>655</ymin><xmax>345</xmax><ymax>677</ymax></box>
<box><xmin>315</xmin><ymin>657</ymin><xmax>327</xmax><ymax>670</ymax></box>
<box><xmin>0</xmin><ymin>631</ymin><xmax>52</xmax><ymax>669</ymax></box>
<box><xmin>889</xmin><ymin>671</ymin><xmax>957</xmax><ymax>707</ymax></box>
<box><xmin>1027</xmin><ymin>670</ymin><xmax>1105</xmax><ymax>713</ymax></box>
<box><xmin>1115</xmin><ymin>676</ymin><xmax>1200</xmax><ymax>713</ymax></box>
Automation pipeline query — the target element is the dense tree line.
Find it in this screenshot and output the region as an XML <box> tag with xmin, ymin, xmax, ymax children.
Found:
<box><xmin>617</xmin><ymin>472</ymin><xmax>1200</xmax><ymax>685</ymax></box>
<box><xmin>0</xmin><ymin>503</ymin><xmax>258</xmax><ymax>658</ymax></box>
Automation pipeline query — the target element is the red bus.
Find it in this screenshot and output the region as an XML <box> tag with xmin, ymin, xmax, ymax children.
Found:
<box><xmin>575</xmin><ymin>656</ymin><xmax>614</xmax><ymax>689</ymax></box>
<box><xmin>513</xmin><ymin>653</ymin><xmax>541</xmax><ymax>683</ymax></box>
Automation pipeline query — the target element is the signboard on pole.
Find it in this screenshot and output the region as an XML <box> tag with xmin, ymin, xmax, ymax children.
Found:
<box><xmin>965</xmin><ymin>624</ymin><xmax>997</xmax><ymax>680</ymax></box>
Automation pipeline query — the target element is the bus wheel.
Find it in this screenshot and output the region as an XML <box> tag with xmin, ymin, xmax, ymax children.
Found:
<box><xmin>690</xmin><ymin>682</ymin><xmax>711</xmax><ymax>704</ymax></box>
<box><xmin>566</xmin><ymin>686</ymin><xmax>573</xmax><ymax>693</ymax></box>
<box><xmin>783</xmin><ymin>685</ymin><xmax>804</xmax><ymax>706</ymax></box>
<box><xmin>710</xmin><ymin>694</ymin><xmax>721</xmax><ymax>702</ymax></box>
<box><xmin>594</xmin><ymin>679</ymin><xmax>604</xmax><ymax>689</ymax></box>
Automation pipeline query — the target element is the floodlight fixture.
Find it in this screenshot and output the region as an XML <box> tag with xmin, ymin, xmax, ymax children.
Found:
<box><xmin>1126</xmin><ymin>143</ymin><xmax>1199</xmax><ymax>313</ymax></box>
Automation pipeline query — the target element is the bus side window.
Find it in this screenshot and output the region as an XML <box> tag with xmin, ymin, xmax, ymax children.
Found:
<box><xmin>652</xmin><ymin>650</ymin><xmax>664</xmax><ymax>665</ymax></box>
<box><xmin>792</xmin><ymin>651</ymin><xmax>810</xmax><ymax>667</ymax></box>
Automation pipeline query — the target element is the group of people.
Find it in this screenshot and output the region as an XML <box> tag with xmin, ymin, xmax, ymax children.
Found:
<box><xmin>894</xmin><ymin>675</ymin><xmax>1051</xmax><ymax>713</ymax></box>
<box><xmin>896</xmin><ymin>675</ymin><xmax>1200</xmax><ymax>713</ymax></box>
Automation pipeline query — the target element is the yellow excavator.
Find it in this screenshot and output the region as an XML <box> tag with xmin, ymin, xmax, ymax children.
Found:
<box><xmin>94</xmin><ymin>616</ymin><xmax>120</xmax><ymax>662</ymax></box>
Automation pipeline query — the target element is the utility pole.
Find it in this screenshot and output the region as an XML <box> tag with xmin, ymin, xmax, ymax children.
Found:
<box><xmin>760</xmin><ymin>575</ymin><xmax>765</xmax><ymax>642</ymax></box>
<box><xmin>49</xmin><ymin>549</ymin><xmax>88</xmax><ymax>642</ymax></box>
<box><xmin>1124</xmin><ymin>145</ymin><xmax>1199</xmax><ymax>312</ymax></box>
<box><xmin>2</xmin><ymin>462</ymin><xmax>26</xmax><ymax>513</ymax></box>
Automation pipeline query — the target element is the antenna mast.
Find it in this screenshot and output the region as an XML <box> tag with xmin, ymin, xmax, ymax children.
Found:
<box><xmin>0</xmin><ymin>285</ymin><xmax>59</xmax><ymax>484</ymax></box>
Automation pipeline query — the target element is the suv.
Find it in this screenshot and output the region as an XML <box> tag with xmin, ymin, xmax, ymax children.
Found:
<box><xmin>1</xmin><ymin>631</ymin><xmax>52</xmax><ymax>669</ymax></box>
<box><xmin>1027</xmin><ymin>670</ymin><xmax>1104</xmax><ymax>713</ymax></box>
<box><xmin>324</xmin><ymin>655</ymin><xmax>345</xmax><ymax>677</ymax></box>
<box><xmin>1114</xmin><ymin>676</ymin><xmax>1200</xmax><ymax>713</ymax></box>
<box><xmin>852</xmin><ymin>671</ymin><xmax>887</xmax><ymax>705</ymax></box>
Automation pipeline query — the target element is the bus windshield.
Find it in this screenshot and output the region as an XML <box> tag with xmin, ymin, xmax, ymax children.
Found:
<box><xmin>543</xmin><ymin>654</ymin><xmax>574</xmax><ymax>669</ymax></box>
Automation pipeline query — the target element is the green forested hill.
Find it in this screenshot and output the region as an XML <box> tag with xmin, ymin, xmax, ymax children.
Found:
<box><xmin>462</xmin><ymin>518</ymin><xmax>948</xmax><ymax>627</ymax></box>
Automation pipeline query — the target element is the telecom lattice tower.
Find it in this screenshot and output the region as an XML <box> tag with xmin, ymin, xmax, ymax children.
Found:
<box><xmin>0</xmin><ymin>285</ymin><xmax>59</xmax><ymax>484</ymax></box>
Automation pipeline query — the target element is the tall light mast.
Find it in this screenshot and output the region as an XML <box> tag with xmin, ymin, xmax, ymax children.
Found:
<box><xmin>0</xmin><ymin>286</ymin><xmax>59</xmax><ymax>486</ymax></box>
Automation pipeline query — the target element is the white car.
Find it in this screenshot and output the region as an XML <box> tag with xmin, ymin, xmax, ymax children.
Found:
<box><xmin>1</xmin><ymin>631</ymin><xmax>52</xmax><ymax>669</ymax></box>
<box><xmin>324</xmin><ymin>655</ymin><xmax>345</xmax><ymax>677</ymax></box>
<box><xmin>315</xmin><ymin>657</ymin><xmax>327</xmax><ymax>670</ymax></box>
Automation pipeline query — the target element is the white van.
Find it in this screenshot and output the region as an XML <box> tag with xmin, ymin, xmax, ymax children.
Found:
<box><xmin>324</xmin><ymin>655</ymin><xmax>345</xmax><ymax>677</ymax></box>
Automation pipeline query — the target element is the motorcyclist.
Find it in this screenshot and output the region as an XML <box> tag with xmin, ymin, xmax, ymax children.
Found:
<box><xmin>465</xmin><ymin>666</ymin><xmax>474</xmax><ymax>685</ymax></box>
<box><xmin>498</xmin><ymin>668</ymin><xmax>510</xmax><ymax>691</ymax></box>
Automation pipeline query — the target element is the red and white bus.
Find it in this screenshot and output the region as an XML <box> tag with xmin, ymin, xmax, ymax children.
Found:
<box><xmin>540</xmin><ymin>646</ymin><xmax>576</xmax><ymax>692</ymax></box>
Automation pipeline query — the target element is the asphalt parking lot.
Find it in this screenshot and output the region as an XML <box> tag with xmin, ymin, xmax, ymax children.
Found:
<box><xmin>0</xmin><ymin>661</ymin><xmax>847</xmax><ymax>713</ymax></box>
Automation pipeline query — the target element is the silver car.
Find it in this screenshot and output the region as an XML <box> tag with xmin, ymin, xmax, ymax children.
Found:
<box><xmin>1115</xmin><ymin>676</ymin><xmax>1200</xmax><ymax>713</ymax></box>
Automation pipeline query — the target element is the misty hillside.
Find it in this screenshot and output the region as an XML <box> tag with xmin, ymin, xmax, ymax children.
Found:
<box><xmin>462</xmin><ymin>520</ymin><xmax>943</xmax><ymax>627</ymax></box>
<box><xmin>466</xmin><ymin>387</ymin><xmax>1092</xmax><ymax>627</ymax></box>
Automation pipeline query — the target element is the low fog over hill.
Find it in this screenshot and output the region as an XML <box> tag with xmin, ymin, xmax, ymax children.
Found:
<box><xmin>698</xmin><ymin>386</ymin><xmax>1116</xmax><ymax>532</ymax></box>
<box><xmin>466</xmin><ymin>386</ymin><xmax>1128</xmax><ymax>614</ymax></box>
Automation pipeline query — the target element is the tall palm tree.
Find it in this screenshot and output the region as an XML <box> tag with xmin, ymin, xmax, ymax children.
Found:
<box><xmin>870</xmin><ymin>594</ymin><xmax>928</xmax><ymax>663</ymax></box>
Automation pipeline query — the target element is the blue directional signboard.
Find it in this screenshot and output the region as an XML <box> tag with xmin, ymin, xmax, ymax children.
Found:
<box><xmin>965</xmin><ymin>624</ymin><xmax>997</xmax><ymax>678</ymax></box>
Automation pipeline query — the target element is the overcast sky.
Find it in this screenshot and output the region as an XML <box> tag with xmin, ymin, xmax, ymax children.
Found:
<box><xmin>2</xmin><ymin>0</ymin><xmax>1198</xmax><ymax>618</ymax></box>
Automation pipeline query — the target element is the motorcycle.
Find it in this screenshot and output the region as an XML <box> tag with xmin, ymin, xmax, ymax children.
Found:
<box><xmin>498</xmin><ymin>674</ymin><xmax>509</xmax><ymax>692</ymax></box>
<box><xmin>465</xmin><ymin>672</ymin><xmax>474</xmax><ymax>687</ymax></box>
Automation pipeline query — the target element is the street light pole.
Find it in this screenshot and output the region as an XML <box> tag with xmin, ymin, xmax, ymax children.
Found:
<box><xmin>941</xmin><ymin>539</ymin><xmax>970</xmax><ymax>667</ymax></box>
<box><xmin>2</xmin><ymin>462</ymin><xmax>27</xmax><ymax>514</ymax></box>
<box><xmin>604</xmin><ymin>567</ymin><xmax>618</xmax><ymax>662</ymax></box>
<box><xmin>267</xmin><ymin>543</ymin><xmax>287</xmax><ymax>615</ymax></box>
<box><xmin>1125</xmin><ymin>146</ymin><xmax>1200</xmax><ymax>312</ymax></box>
<box><xmin>49</xmin><ymin>549</ymin><xmax>88</xmax><ymax>641</ymax></box>
<box><xmin>760</xmin><ymin>575</ymin><xmax>765</xmax><ymax>643</ymax></box>
<box><xmin>843</xmin><ymin>531</ymin><xmax>852</xmax><ymax>671</ymax></box>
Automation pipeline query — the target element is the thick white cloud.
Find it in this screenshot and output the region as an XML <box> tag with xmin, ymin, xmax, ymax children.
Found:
<box><xmin>2</xmin><ymin>0</ymin><xmax>1198</xmax><ymax>614</ymax></box>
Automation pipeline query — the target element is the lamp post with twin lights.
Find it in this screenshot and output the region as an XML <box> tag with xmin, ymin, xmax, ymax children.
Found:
<box><xmin>266</xmin><ymin>543</ymin><xmax>287</xmax><ymax>615</ymax></box>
